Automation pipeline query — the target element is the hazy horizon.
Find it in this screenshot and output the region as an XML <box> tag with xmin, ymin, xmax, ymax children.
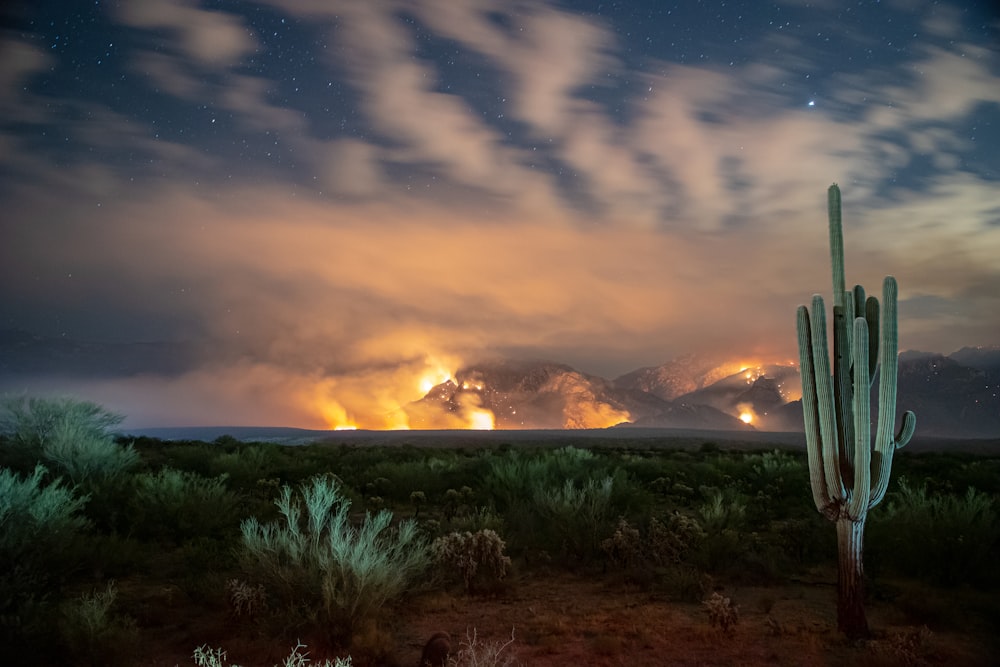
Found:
<box><xmin>2</xmin><ymin>1</ymin><xmax>998</xmax><ymax>429</ymax></box>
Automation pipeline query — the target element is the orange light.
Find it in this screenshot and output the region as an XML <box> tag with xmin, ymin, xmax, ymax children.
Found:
<box><xmin>740</xmin><ymin>412</ymin><xmax>753</xmax><ymax>424</ymax></box>
<box><xmin>468</xmin><ymin>409</ymin><xmax>495</xmax><ymax>430</ymax></box>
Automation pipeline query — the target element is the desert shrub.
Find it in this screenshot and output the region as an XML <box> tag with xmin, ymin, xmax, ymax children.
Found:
<box><xmin>209</xmin><ymin>443</ymin><xmax>282</xmax><ymax>487</ymax></box>
<box><xmin>0</xmin><ymin>396</ymin><xmax>137</xmax><ymax>483</ymax></box>
<box><xmin>742</xmin><ymin>450</ymin><xmax>811</xmax><ymax>516</ymax></box>
<box><xmin>659</xmin><ymin>564</ymin><xmax>712</xmax><ymax>602</ymax></box>
<box><xmin>702</xmin><ymin>591</ymin><xmax>739</xmax><ymax>633</ymax></box>
<box><xmin>449</xmin><ymin>505</ymin><xmax>505</xmax><ymax>534</ymax></box>
<box><xmin>192</xmin><ymin>642</ymin><xmax>353</xmax><ymax>667</ymax></box>
<box><xmin>0</xmin><ymin>396</ymin><xmax>122</xmax><ymax>448</ymax></box>
<box><xmin>866</xmin><ymin>626</ymin><xmax>934</xmax><ymax>666</ymax></box>
<box><xmin>485</xmin><ymin>447</ymin><xmax>638</xmax><ymax>563</ymax></box>
<box><xmin>600</xmin><ymin>518</ymin><xmax>643</xmax><ymax>569</ymax></box>
<box><xmin>689</xmin><ymin>489</ymin><xmax>753</xmax><ymax>574</ymax></box>
<box><xmin>648</xmin><ymin>512</ymin><xmax>706</xmax><ymax>564</ymax></box>
<box><xmin>870</xmin><ymin>479</ymin><xmax>999</xmax><ymax>586</ymax></box>
<box><xmin>448</xmin><ymin>628</ymin><xmax>520</xmax><ymax>667</ymax></box>
<box><xmin>227</xmin><ymin>578</ymin><xmax>268</xmax><ymax>618</ymax></box>
<box><xmin>0</xmin><ymin>465</ymin><xmax>91</xmax><ymax>643</ymax></box>
<box><xmin>601</xmin><ymin>512</ymin><xmax>706</xmax><ymax>571</ymax></box>
<box><xmin>432</xmin><ymin>529</ymin><xmax>512</xmax><ymax>593</ymax></box>
<box><xmin>483</xmin><ymin>447</ymin><xmax>604</xmax><ymax>512</ymax></box>
<box><xmin>531</xmin><ymin>475</ymin><xmax>619</xmax><ymax>561</ymax></box>
<box><xmin>698</xmin><ymin>488</ymin><xmax>748</xmax><ymax>532</ymax></box>
<box><xmin>238</xmin><ymin>474</ymin><xmax>431</xmax><ymax>643</ymax></box>
<box><xmin>363</xmin><ymin>457</ymin><xmax>465</xmax><ymax>504</ymax></box>
<box><xmin>127</xmin><ymin>467</ymin><xmax>241</xmax><ymax>543</ymax></box>
<box><xmin>57</xmin><ymin>580</ymin><xmax>138</xmax><ymax>666</ymax></box>
<box><xmin>39</xmin><ymin>421</ymin><xmax>138</xmax><ymax>485</ymax></box>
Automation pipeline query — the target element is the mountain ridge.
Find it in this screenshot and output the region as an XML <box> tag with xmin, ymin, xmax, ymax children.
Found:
<box><xmin>1</xmin><ymin>330</ymin><xmax>997</xmax><ymax>438</ymax></box>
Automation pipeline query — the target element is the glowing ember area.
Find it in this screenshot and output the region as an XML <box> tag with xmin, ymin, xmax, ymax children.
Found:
<box><xmin>309</xmin><ymin>355</ymin><xmax>498</xmax><ymax>431</ymax></box>
<box><xmin>468</xmin><ymin>408</ymin><xmax>495</xmax><ymax>430</ymax></box>
<box><xmin>420</xmin><ymin>364</ymin><xmax>454</xmax><ymax>394</ymax></box>
<box><xmin>736</xmin><ymin>402</ymin><xmax>757</xmax><ymax>426</ymax></box>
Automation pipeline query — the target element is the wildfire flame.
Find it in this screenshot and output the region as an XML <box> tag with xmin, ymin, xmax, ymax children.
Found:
<box><xmin>311</xmin><ymin>355</ymin><xmax>497</xmax><ymax>431</ymax></box>
<box><xmin>419</xmin><ymin>364</ymin><xmax>453</xmax><ymax>394</ymax></box>
<box><xmin>308</xmin><ymin>355</ymin><xmax>797</xmax><ymax>432</ymax></box>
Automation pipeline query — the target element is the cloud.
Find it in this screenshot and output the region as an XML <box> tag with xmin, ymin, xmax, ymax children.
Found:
<box><xmin>1</xmin><ymin>0</ymin><xmax>998</xmax><ymax>427</ymax></box>
<box><xmin>116</xmin><ymin>0</ymin><xmax>256</xmax><ymax>66</ymax></box>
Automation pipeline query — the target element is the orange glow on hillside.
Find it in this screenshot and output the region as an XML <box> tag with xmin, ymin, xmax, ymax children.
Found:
<box><xmin>468</xmin><ymin>408</ymin><xmax>495</xmax><ymax>430</ymax></box>
<box><xmin>306</xmin><ymin>354</ymin><xmax>499</xmax><ymax>430</ymax></box>
<box><xmin>736</xmin><ymin>401</ymin><xmax>757</xmax><ymax>426</ymax></box>
<box><xmin>419</xmin><ymin>362</ymin><xmax>454</xmax><ymax>394</ymax></box>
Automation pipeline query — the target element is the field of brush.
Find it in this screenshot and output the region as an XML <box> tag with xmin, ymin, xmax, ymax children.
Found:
<box><xmin>3</xmin><ymin>423</ymin><xmax>999</xmax><ymax>666</ymax></box>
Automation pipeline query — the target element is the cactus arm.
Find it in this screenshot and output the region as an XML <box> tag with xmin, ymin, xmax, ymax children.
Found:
<box><xmin>797</xmin><ymin>304</ymin><xmax>837</xmax><ymax>516</ymax></box>
<box><xmin>874</xmin><ymin>276</ymin><xmax>901</xmax><ymax>457</ymax></box>
<box><xmin>829</xmin><ymin>185</ymin><xmax>846</xmax><ymax>307</ymax></box>
<box><xmin>896</xmin><ymin>411</ymin><xmax>916</xmax><ymax>448</ymax></box>
<box><xmin>847</xmin><ymin>317</ymin><xmax>872</xmax><ymax>519</ymax></box>
<box><xmin>868</xmin><ymin>276</ymin><xmax>916</xmax><ymax>507</ymax></box>
<box><xmin>834</xmin><ymin>301</ymin><xmax>854</xmax><ymax>477</ymax></box>
<box><xmin>865</xmin><ymin>296</ymin><xmax>880</xmax><ymax>383</ymax></box>
<box><xmin>808</xmin><ymin>294</ymin><xmax>847</xmax><ymax>502</ymax></box>
<box><xmin>827</xmin><ymin>185</ymin><xmax>855</xmax><ymax>478</ymax></box>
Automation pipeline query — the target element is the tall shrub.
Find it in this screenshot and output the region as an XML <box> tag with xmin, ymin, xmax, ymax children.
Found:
<box><xmin>871</xmin><ymin>480</ymin><xmax>998</xmax><ymax>585</ymax></box>
<box><xmin>238</xmin><ymin>475</ymin><xmax>431</xmax><ymax>643</ymax></box>
<box><xmin>0</xmin><ymin>465</ymin><xmax>90</xmax><ymax>640</ymax></box>
<box><xmin>0</xmin><ymin>396</ymin><xmax>137</xmax><ymax>484</ymax></box>
<box><xmin>127</xmin><ymin>468</ymin><xmax>241</xmax><ymax>543</ymax></box>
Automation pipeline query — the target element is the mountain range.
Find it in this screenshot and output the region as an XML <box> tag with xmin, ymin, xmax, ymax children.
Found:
<box><xmin>1</xmin><ymin>330</ymin><xmax>997</xmax><ymax>439</ymax></box>
<box><xmin>410</xmin><ymin>349</ymin><xmax>1000</xmax><ymax>439</ymax></box>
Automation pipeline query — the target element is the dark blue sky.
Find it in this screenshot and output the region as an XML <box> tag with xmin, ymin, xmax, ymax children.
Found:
<box><xmin>1</xmin><ymin>0</ymin><xmax>998</xmax><ymax>428</ymax></box>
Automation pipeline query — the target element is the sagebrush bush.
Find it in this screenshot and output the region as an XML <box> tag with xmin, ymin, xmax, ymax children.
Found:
<box><xmin>227</xmin><ymin>578</ymin><xmax>268</xmax><ymax>618</ymax></box>
<box><xmin>0</xmin><ymin>396</ymin><xmax>137</xmax><ymax>483</ymax></box>
<box><xmin>532</xmin><ymin>475</ymin><xmax>619</xmax><ymax>560</ymax></box>
<box><xmin>432</xmin><ymin>529</ymin><xmax>512</xmax><ymax>592</ymax></box>
<box><xmin>127</xmin><ymin>467</ymin><xmax>241</xmax><ymax>543</ymax></box>
<box><xmin>238</xmin><ymin>474</ymin><xmax>431</xmax><ymax>642</ymax></box>
<box><xmin>0</xmin><ymin>465</ymin><xmax>91</xmax><ymax>642</ymax></box>
<box><xmin>192</xmin><ymin>642</ymin><xmax>353</xmax><ymax>667</ymax></box>
<box><xmin>57</xmin><ymin>580</ymin><xmax>138</xmax><ymax>666</ymax></box>
<box><xmin>871</xmin><ymin>479</ymin><xmax>999</xmax><ymax>585</ymax></box>
<box><xmin>448</xmin><ymin>628</ymin><xmax>520</xmax><ymax>667</ymax></box>
<box><xmin>698</xmin><ymin>488</ymin><xmax>748</xmax><ymax>532</ymax></box>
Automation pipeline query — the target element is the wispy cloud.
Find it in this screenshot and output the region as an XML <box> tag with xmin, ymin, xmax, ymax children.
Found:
<box><xmin>1</xmin><ymin>0</ymin><xmax>997</xmax><ymax>427</ymax></box>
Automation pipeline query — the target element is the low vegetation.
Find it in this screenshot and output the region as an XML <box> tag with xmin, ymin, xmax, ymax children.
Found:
<box><xmin>1</xmin><ymin>397</ymin><xmax>998</xmax><ymax>665</ymax></box>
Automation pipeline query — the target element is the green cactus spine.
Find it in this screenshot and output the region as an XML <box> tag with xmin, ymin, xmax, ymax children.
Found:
<box><xmin>796</xmin><ymin>184</ymin><xmax>916</xmax><ymax>639</ymax></box>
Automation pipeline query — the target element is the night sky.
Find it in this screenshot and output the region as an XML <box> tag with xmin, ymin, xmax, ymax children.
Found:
<box><xmin>1</xmin><ymin>1</ymin><xmax>998</xmax><ymax>429</ymax></box>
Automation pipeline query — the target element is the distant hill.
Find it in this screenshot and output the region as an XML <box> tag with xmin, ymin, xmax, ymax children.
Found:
<box><xmin>774</xmin><ymin>353</ymin><xmax>1000</xmax><ymax>439</ymax></box>
<box><xmin>949</xmin><ymin>346</ymin><xmax>1000</xmax><ymax>375</ymax></box>
<box><xmin>2</xmin><ymin>329</ymin><xmax>997</xmax><ymax>438</ymax></box>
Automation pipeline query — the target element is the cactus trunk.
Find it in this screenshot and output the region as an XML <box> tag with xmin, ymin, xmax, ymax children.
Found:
<box><xmin>796</xmin><ymin>184</ymin><xmax>915</xmax><ymax>640</ymax></box>
<box><xmin>836</xmin><ymin>516</ymin><xmax>868</xmax><ymax>639</ymax></box>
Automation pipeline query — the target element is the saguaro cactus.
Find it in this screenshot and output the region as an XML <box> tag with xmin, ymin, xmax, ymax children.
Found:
<box><xmin>796</xmin><ymin>184</ymin><xmax>916</xmax><ymax>639</ymax></box>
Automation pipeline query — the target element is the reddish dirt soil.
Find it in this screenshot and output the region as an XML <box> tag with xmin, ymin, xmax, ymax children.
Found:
<box><xmin>133</xmin><ymin>566</ymin><xmax>994</xmax><ymax>667</ymax></box>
